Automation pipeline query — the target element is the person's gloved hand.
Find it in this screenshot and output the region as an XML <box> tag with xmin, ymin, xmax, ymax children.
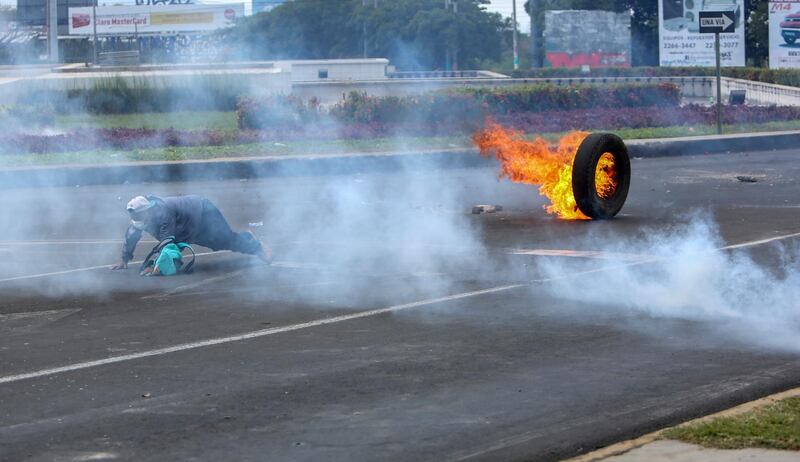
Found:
<box><xmin>110</xmin><ymin>261</ymin><xmax>128</xmax><ymax>270</ymax></box>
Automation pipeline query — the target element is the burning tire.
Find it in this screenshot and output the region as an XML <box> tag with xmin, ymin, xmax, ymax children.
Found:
<box><xmin>571</xmin><ymin>133</ymin><xmax>630</xmax><ymax>220</ymax></box>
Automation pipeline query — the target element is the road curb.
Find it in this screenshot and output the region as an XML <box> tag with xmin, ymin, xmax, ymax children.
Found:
<box><xmin>1</xmin><ymin>131</ymin><xmax>797</xmax><ymax>189</ymax></box>
<box><xmin>563</xmin><ymin>386</ymin><xmax>800</xmax><ymax>462</ymax></box>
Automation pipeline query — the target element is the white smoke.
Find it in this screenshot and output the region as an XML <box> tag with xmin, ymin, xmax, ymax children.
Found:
<box><xmin>535</xmin><ymin>214</ymin><xmax>800</xmax><ymax>352</ymax></box>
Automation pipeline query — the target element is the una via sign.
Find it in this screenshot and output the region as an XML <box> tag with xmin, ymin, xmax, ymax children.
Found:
<box><xmin>698</xmin><ymin>11</ymin><xmax>736</xmax><ymax>34</ymax></box>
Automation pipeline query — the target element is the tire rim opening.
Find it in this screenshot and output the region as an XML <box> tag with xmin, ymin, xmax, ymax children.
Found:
<box><xmin>595</xmin><ymin>152</ymin><xmax>619</xmax><ymax>200</ymax></box>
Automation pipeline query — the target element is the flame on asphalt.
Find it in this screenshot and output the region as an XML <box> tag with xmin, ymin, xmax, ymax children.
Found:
<box><xmin>473</xmin><ymin>122</ymin><xmax>590</xmax><ymax>220</ymax></box>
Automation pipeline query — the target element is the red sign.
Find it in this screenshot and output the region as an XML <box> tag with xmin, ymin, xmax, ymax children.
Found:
<box><xmin>71</xmin><ymin>13</ymin><xmax>91</xmax><ymax>29</ymax></box>
<box><xmin>546</xmin><ymin>52</ymin><xmax>631</xmax><ymax>69</ymax></box>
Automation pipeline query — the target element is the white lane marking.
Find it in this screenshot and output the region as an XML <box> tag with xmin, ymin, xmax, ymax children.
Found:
<box><xmin>165</xmin><ymin>280</ymin><xmax>338</xmax><ymax>299</ymax></box>
<box><xmin>721</xmin><ymin>231</ymin><xmax>800</xmax><ymax>250</ymax></box>
<box><xmin>508</xmin><ymin>231</ymin><xmax>800</xmax><ymax>263</ymax></box>
<box><xmin>0</xmin><ymin>284</ymin><xmax>524</xmax><ymax>385</ymax></box>
<box><xmin>0</xmin><ymin>240</ymin><xmax>157</xmax><ymax>246</ymax></box>
<box><xmin>508</xmin><ymin>249</ymin><xmax>652</xmax><ymax>262</ymax></box>
<box><xmin>0</xmin><ymin>308</ymin><xmax>81</xmax><ymax>323</ymax></box>
<box><xmin>0</xmin><ymin>251</ymin><xmax>227</xmax><ymax>284</ymax></box>
<box><xmin>2</xmin><ymin>230</ymin><xmax>800</xmax><ymax>385</ymax></box>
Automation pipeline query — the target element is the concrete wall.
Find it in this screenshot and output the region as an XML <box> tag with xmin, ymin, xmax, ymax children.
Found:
<box><xmin>276</xmin><ymin>59</ymin><xmax>389</xmax><ymax>82</ymax></box>
<box><xmin>720</xmin><ymin>77</ymin><xmax>800</xmax><ymax>106</ymax></box>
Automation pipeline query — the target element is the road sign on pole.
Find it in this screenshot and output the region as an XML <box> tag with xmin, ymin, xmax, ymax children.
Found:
<box><xmin>699</xmin><ymin>10</ymin><xmax>737</xmax><ymax>134</ymax></box>
<box><xmin>699</xmin><ymin>11</ymin><xmax>736</xmax><ymax>34</ymax></box>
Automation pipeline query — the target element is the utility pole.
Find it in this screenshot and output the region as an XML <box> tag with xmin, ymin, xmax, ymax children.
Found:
<box><xmin>47</xmin><ymin>0</ymin><xmax>58</xmax><ymax>63</ymax></box>
<box><xmin>511</xmin><ymin>0</ymin><xmax>518</xmax><ymax>70</ymax></box>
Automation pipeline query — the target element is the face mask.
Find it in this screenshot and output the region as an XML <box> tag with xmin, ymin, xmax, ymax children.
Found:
<box><xmin>131</xmin><ymin>220</ymin><xmax>147</xmax><ymax>230</ymax></box>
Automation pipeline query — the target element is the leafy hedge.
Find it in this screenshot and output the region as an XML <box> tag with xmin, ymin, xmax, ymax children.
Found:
<box><xmin>456</xmin><ymin>83</ymin><xmax>680</xmax><ymax>113</ymax></box>
<box><xmin>328</xmin><ymin>92</ymin><xmax>486</xmax><ymax>126</ymax></box>
<box><xmin>238</xmin><ymin>83</ymin><xmax>681</xmax><ymax>129</ymax></box>
<box><xmin>508</xmin><ymin>66</ymin><xmax>800</xmax><ymax>88</ymax></box>
<box><xmin>235</xmin><ymin>95</ymin><xmax>322</xmax><ymax>130</ymax></box>
<box><xmin>19</xmin><ymin>76</ymin><xmax>246</xmax><ymax>114</ymax></box>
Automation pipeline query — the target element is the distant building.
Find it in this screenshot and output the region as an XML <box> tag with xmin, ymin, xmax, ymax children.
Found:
<box><xmin>252</xmin><ymin>0</ymin><xmax>287</xmax><ymax>15</ymax></box>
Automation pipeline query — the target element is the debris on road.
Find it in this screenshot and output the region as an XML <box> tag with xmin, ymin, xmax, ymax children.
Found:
<box><xmin>248</xmin><ymin>221</ymin><xmax>264</xmax><ymax>227</ymax></box>
<box><xmin>737</xmin><ymin>176</ymin><xmax>759</xmax><ymax>183</ymax></box>
<box><xmin>142</xmin><ymin>393</ymin><xmax>152</xmax><ymax>399</ymax></box>
<box><xmin>472</xmin><ymin>205</ymin><xmax>504</xmax><ymax>214</ymax></box>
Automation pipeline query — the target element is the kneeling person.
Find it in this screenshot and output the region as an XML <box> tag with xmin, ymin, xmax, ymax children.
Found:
<box><xmin>111</xmin><ymin>195</ymin><xmax>272</xmax><ymax>270</ymax></box>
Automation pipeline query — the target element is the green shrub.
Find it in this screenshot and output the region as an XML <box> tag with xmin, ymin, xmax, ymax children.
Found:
<box><xmin>329</xmin><ymin>83</ymin><xmax>680</xmax><ymax>125</ymax></box>
<box><xmin>329</xmin><ymin>91</ymin><xmax>485</xmax><ymax>126</ymax></box>
<box><xmin>456</xmin><ymin>83</ymin><xmax>680</xmax><ymax>113</ymax></box>
<box><xmin>20</xmin><ymin>76</ymin><xmax>249</xmax><ymax>114</ymax></box>
<box><xmin>236</xmin><ymin>95</ymin><xmax>321</xmax><ymax>130</ymax></box>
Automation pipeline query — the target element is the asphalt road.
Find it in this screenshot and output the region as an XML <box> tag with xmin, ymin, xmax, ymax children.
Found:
<box><xmin>1</xmin><ymin>150</ymin><xmax>800</xmax><ymax>462</ymax></box>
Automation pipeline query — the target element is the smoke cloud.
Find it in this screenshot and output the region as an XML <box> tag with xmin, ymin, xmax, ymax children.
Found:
<box><xmin>534</xmin><ymin>213</ymin><xmax>800</xmax><ymax>353</ymax></box>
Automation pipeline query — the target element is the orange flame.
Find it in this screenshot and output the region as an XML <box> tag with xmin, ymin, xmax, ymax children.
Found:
<box><xmin>473</xmin><ymin>122</ymin><xmax>590</xmax><ymax>220</ymax></box>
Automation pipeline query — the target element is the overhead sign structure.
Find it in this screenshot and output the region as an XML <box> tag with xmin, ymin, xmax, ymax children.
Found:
<box><xmin>658</xmin><ymin>0</ymin><xmax>745</xmax><ymax>67</ymax></box>
<box><xmin>769</xmin><ymin>0</ymin><xmax>800</xmax><ymax>69</ymax></box>
<box><xmin>698</xmin><ymin>10</ymin><xmax>737</xmax><ymax>33</ymax></box>
<box><xmin>68</xmin><ymin>3</ymin><xmax>243</xmax><ymax>35</ymax></box>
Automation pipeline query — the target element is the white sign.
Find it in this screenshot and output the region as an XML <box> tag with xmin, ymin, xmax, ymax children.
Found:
<box><xmin>658</xmin><ymin>0</ymin><xmax>745</xmax><ymax>67</ymax></box>
<box><xmin>769</xmin><ymin>0</ymin><xmax>800</xmax><ymax>68</ymax></box>
<box><xmin>68</xmin><ymin>4</ymin><xmax>243</xmax><ymax>35</ymax></box>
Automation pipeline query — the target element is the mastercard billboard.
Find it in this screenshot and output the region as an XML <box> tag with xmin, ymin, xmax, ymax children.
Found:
<box><xmin>68</xmin><ymin>3</ymin><xmax>243</xmax><ymax>35</ymax></box>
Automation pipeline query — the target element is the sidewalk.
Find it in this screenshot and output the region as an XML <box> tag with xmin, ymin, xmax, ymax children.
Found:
<box><xmin>569</xmin><ymin>388</ymin><xmax>800</xmax><ymax>462</ymax></box>
<box><xmin>602</xmin><ymin>441</ymin><xmax>800</xmax><ymax>461</ymax></box>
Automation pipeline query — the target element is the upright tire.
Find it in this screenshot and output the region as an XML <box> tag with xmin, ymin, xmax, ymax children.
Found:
<box><xmin>571</xmin><ymin>133</ymin><xmax>630</xmax><ymax>220</ymax></box>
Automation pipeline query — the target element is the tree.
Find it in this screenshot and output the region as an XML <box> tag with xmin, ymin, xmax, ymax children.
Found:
<box><xmin>224</xmin><ymin>0</ymin><xmax>505</xmax><ymax>70</ymax></box>
<box><xmin>745</xmin><ymin>0</ymin><xmax>768</xmax><ymax>67</ymax></box>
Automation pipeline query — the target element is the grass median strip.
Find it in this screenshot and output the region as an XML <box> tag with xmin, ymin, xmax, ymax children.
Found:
<box><xmin>663</xmin><ymin>396</ymin><xmax>800</xmax><ymax>450</ymax></box>
<box><xmin>3</xmin><ymin>120</ymin><xmax>800</xmax><ymax>168</ymax></box>
<box><xmin>56</xmin><ymin>111</ymin><xmax>240</xmax><ymax>131</ymax></box>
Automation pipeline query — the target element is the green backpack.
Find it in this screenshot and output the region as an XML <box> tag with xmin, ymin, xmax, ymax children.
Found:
<box><xmin>140</xmin><ymin>238</ymin><xmax>195</xmax><ymax>276</ymax></box>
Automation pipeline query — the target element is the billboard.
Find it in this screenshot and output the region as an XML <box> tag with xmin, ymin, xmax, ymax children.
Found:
<box><xmin>544</xmin><ymin>10</ymin><xmax>631</xmax><ymax>68</ymax></box>
<box><xmin>68</xmin><ymin>3</ymin><xmax>243</xmax><ymax>35</ymax></box>
<box><xmin>659</xmin><ymin>0</ymin><xmax>745</xmax><ymax>66</ymax></box>
<box><xmin>769</xmin><ymin>0</ymin><xmax>800</xmax><ymax>68</ymax></box>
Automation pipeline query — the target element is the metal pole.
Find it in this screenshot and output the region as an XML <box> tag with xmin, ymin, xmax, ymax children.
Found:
<box><xmin>715</xmin><ymin>32</ymin><xmax>722</xmax><ymax>135</ymax></box>
<box><xmin>362</xmin><ymin>0</ymin><xmax>367</xmax><ymax>58</ymax></box>
<box><xmin>47</xmin><ymin>0</ymin><xmax>58</xmax><ymax>62</ymax></box>
<box><xmin>512</xmin><ymin>0</ymin><xmax>519</xmax><ymax>70</ymax></box>
<box><xmin>92</xmin><ymin>4</ymin><xmax>98</xmax><ymax>65</ymax></box>
<box><xmin>452</xmin><ymin>0</ymin><xmax>458</xmax><ymax>70</ymax></box>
